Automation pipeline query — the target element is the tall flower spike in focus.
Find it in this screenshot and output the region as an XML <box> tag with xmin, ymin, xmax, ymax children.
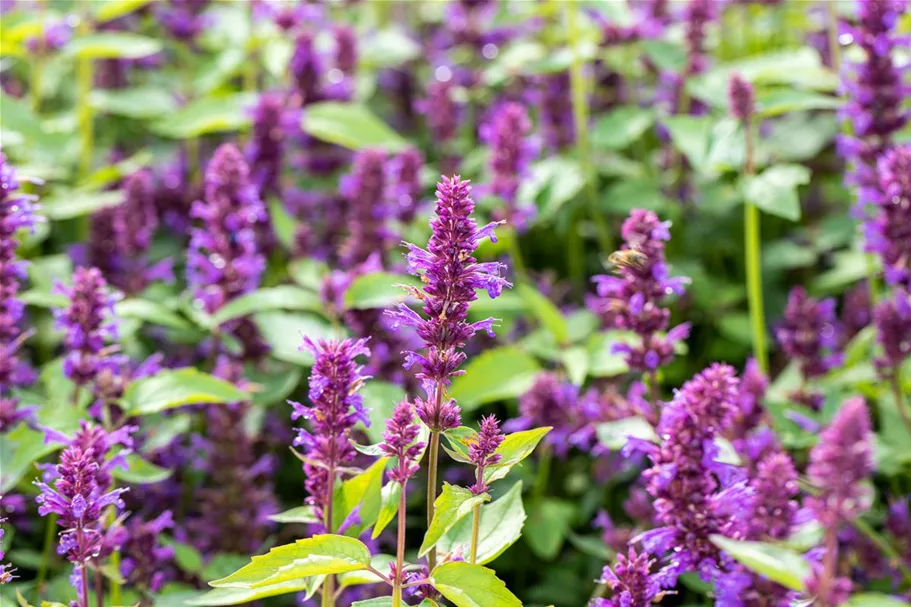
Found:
<box><xmin>588</xmin><ymin>209</ymin><xmax>690</xmax><ymax>382</ymax></box>
<box><xmin>386</xmin><ymin>175</ymin><xmax>511</xmax><ymax>432</ymax></box>
<box><xmin>468</xmin><ymin>414</ymin><xmax>504</xmax><ymax>495</ymax></box>
<box><xmin>0</xmin><ymin>152</ymin><xmax>39</xmax><ymax>431</ymax></box>
<box><xmin>53</xmin><ymin>267</ymin><xmax>119</xmax><ymax>389</ymax></box>
<box><xmin>290</xmin><ymin>337</ymin><xmax>371</xmax><ymax>531</ymax></box>
<box><xmin>807</xmin><ymin>397</ymin><xmax>874</xmax><ymax>527</ymax></box>
<box><xmin>381</xmin><ymin>401</ymin><xmax>425</xmax><ymax>484</ymax></box>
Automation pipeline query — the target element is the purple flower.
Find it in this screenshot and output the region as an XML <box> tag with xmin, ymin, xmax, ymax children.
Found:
<box><xmin>728</xmin><ymin>73</ymin><xmax>755</xmax><ymax>123</ymax></box>
<box><xmin>805</xmin><ymin>562</ymin><xmax>854</xmax><ymax>607</ymax></box>
<box><xmin>591</xmin><ymin>547</ymin><xmax>674</xmax><ymax>607</ymax></box>
<box><xmin>659</xmin><ymin>0</ymin><xmax>716</xmax><ymax>116</ymax></box>
<box><xmin>841</xmin><ymin>282</ymin><xmax>872</xmax><ymax>344</ymax></box>
<box><xmin>53</xmin><ymin>267</ymin><xmax>119</xmax><ymax>388</ymax></box>
<box><xmin>419</xmin><ymin>78</ymin><xmax>460</xmax><ymax>144</ymax></box>
<box><xmin>838</xmin><ymin>0</ymin><xmax>908</xmax><ymax>213</ymax></box>
<box><xmin>807</xmin><ymin>397</ymin><xmax>874</xmax><ymax>526</ymax></box>
<box><xmin>333</xmin><ymin>25</ymin><xmax>357</xmax><ymax>75</ymax></box>
<box><xmin>0</xmin><ymin>516</ymin><xmax>14</xmax><ymax>584</ymax></box>
<box><xmin>246</xmin><ymin>92</ymin><xmax>292</xmax><ymax>198</ymax></box>
<box><xmin>587</xmin><ymin>209</ymin><xmax>690</xmax><ymax>374</ymax></box>
<box><xmin>381</xmin><ymin>401</ymin><xmax>425</xmax><ymax>484</ymax></box>
<box><xmin>291</xmin><ymin>338</ymin><xmax>371</xmax><ymax>529</ymax></box>
<box><xmin>90</xmin><ymin>169</ymin><xmax>167</xmax><ymax>295</ymax></box>
<box><xmin>873</xmin><ymin>288</ymin><xmax>911</xmax><ymax>378</ymax></box>
<box><xmin>728</xmin><ymin>358</ymin><xmax>768</xmax><ymax>445</ymax></box>
<box><xmin>775</xmin><ymin>286</ymin><xmax>842</xmax><ymax>379</ymax></box>
<box><xmin>507</xmin><ymin>373</ymin><xmax>581</xmax><ymax>456</ymax></box>
<box><xmin>0</xmin><ymin>152</ymin><xmax>38</xmax><ymax>430</ymax></box>
<box><xmin>25</xmin><ymin>19</ymin><xmax>72</xmax><ymax>54</ymax></box>
<box><xmin>634</xmin><ymin>363</ymin><xmax>752</xmax><ymax>580</ymax></box>
<box><xmin>468</xmin><ymin>415</ymin><xmax>504</xmax><ymax>495</ymax></box>
<box><xmin>749</xmin><ymin>452</ymin><xmax>798</xmax><ymax>541</ymax></box>
<box><xmin>867</xmin><ymin>145</ymin><xmax>911</xmax><ymax>288</ymax></box>
<box><xmin>535</xmin><ymin>72</ymin><xmax>575</xmax><ymax>152</ymax></box>
<box><xmin>158</xmin><ymin>0</ymin><xmax>210</xmax><ymax>41</ymax></box>
<box><xmin>480</xmin><ymin>102</ymin><xmax>538</xmax><ymax>231</ymax></box>
<box><xmin>386</xmin><ymin>176</ymin><xmax>511</xmax><ymax>431</ymax></box>
<box><xmin>120</xmin><ymin>511</ymin><xmax>175</xmax><ymax>593</ymax></box>
<box><xmin>340</xmin><ymin>148</ymin><xmax>391</xmax><ymax>267</ymax></box>
<box><xmin>387</xmin><ymin>147</ymin><xmax>424</xmax><ymax>223</ymax></box>
<box><xmin>290</xmin><ymin>31</ymin><xmax>323</xmax><ymax>106</ymax></box>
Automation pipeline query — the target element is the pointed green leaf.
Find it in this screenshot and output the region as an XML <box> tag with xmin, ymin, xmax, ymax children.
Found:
<box><xmin>338</xmin><ymin>554</ymin><xmax>395</xmax><ymax>588</ymax></box>
<box><xmin>334</xmin><ymin>458</ymin><xmax>388</xmax><ymax>536</ymax></box>
<box><xmin>710</xmin><ymin>535</ymin><xmax>809</xmax><ymax>592</ymax></box>
<box><xmin>592</xmin><ymin>107</ymin><xmax>656</xmax><ymax>150</ymax></box>
<box><xmin>66</xmin><ymin>33</ymin><xmax>162</xmax><ymax>59</ymax></box>
<box><xmin>485</xmin><ymin>427</ymin><xmax>551</xmax><ymax>484</ymax></box>
<box><xmin>525</xmin><ymin>499</ymin><xmax>575</xmax><ymax>560</ymax></box>
<box><xmin>372</xmin><ymin>481</ymin><xmax>402</xmax><ymax>539</ymax></box>
<box><xmin>210</xmin><ymin>535</ymin><xmax>372</xmax><ymax>589</ymax></box>
<box><xmin>420</xmin><ymin>484</ymin><xmax>489</xmax><ymax>557</ymax></box>
<box><xmin>301</xmin><ymin>102</ymin><xmax>408</xmax><ymax>152</ymax></box>
<box><xmin>93</xmin><ymin>0</ymin><xmax>156</xmax><ymax>22</ymax></box>
<box><xmin>742</xmin><ymin>164</ymin><xmax>810</xmax><ymax>222</ymax></box>
<box><xmin>152</xmin><ymin>93</ymin><xmax>256</xmax><ymax>139</ymax></box>
<box><xmin>88</xmin><ymin>87</ymin><xmax>177</xmax><ymax>119</ymax></box>
<box><xmin>0</xmin><ymin>424</ymin><xmax>63</xmax><ymax>493</ymax></box>
<box><xmin>115</xmin><ymin>299</ymin><xmax>194</xmax><ymax>331</ymax></box>
<box><xmin>450</xmin><ymin>346</ymin><xmax>541</xmax><ymax>410</ymax></box>
<box><xmin>430</xmin><ymin>562</ymin><xmax>522</xmax><ymax>607</ymax></box>
<box><xmin>253</xmin><ymin>311</ymin><xmax>342</xmax><ymax>366</ymax></box>
<box><xmin>561</xmin><ymin>346</ymin><xmax>588</xmax><ymax>386</ymax></box>
<box><xmin>351</xmin><ymin>599</ymin><xmax>394</xmax><ymax>607</ymax></box>
<box><xmin>187</xmin><ymin>579</ymin><xmax>319</xmax><ymax>605</ymax></box>
<box><xmin>516</xmin><ymin>284</ymin><xmax>568</xmax><ymax>345</ymax></box>
<box><xmin>268</xmin><ymin>506</ymin><xmax>319</xmax><ymax>524</ymax></box>
<box><xmin>268</xmin><ymin>196</ymin><xmax>299</xmax><ymax>251</ymax></box>
<box><xmin>112</xmin><ymin>453</ymin><xmax>171</xmax><ymax>484</ymax></box>
<box><xmin>212</xmin><ymin>286</ymin><xmax>322</xmax><ymax>325</ymax></box>
<box><xmin>437</xmin><ymin>482</ymin><xmax>526</xmax><ymax>565</ymax></box>
<box><xmin>441</xmin><ymin>427</ymin><xmax>478</xmax><ymax>464</ymax></box>
<box><xmin>663</xmin><ymin>115</ymin><xmax>714</xmax><ymax>172</ymax></box>
<box><xmin>123</xmin><ymin>368</ymin><xmax>248</xmax><ymax>415</ymax></box>
<box><xmin>344</xmin><ymin>272</ymin><xmax>422</xmax><ymax>310</ymax></box>
<box><xmin>42</xmin><ymin>190</ymin><xmax>124</xmax><ymax>220</ymax></box>
<box><xmin>844</xmin><ymin>593</ymin><xmax>911</xmax><ymax>607</ymax></box>
<box><xmin>363</xmin><ymin>381</ymin><xmax>407</xmax><ymax>443</ymax></box>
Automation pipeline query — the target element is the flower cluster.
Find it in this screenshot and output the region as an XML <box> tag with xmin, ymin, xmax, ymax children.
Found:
<box><xmin>536</xmin><ymin>72</ymin><xmax>575</xmax><ymax>152</ymax></box>
<box><xmin>508</xmin><ymin>373</ymin><xmax>582</xmax><ymax>456</ymax></box>
<box><xmin>381</xmin><ymin>401</ymin><xmax>425</xmax><ymax>484</ymax></box>
<box><xmin>340</xmin><ymin>148</ymin><xmax>391</xmax><ymax>267</ymax></box>
<box><xmin>480</xmin><ymin>102</ymin><xmax>538</xmax><ymax>230</ymax></box>
<box><xmin>291</xmin><ymin>337</ymin><xmax>370</xmax><ymax>529</ymax></box>
<box><xmin>246</xmin><ymin>92</ymin><xmax>291</xmax><ymax>198</ymax></box>
<box><xmin>0</xmin><ymin>152</ymin><xmax>38</xmax><ymax>431</ymax></box>
<box><xmin>387</xmin><ymin>176</ymin><xmax>510</xmax><ymax>431</ymax></box>
<box><xmin>120</xmin><ymin>511</ymin><xmax>175</xmax><ymax>593</ymax></box>
<box><xmin>158</xmin><ymin>0</ymin><xmax>210</xmax><ymax>42</ymax></box>
<box><xmin>588</xmin><ymin>209</ymin><xmax>690</xmax><ymax>375</ymax></box>
<box><xmin>0</xmin><ymin>516</ymin><xmax>13</xmax><ymax>584</ymax></box>
<box><xmin>591</xmin><ymin>547</ymin><xmax>674</xmax><ymax>607</ymax></box>
<box><xmin>728</xmin><ymin>73</ymin><xmax>755</xmax><ymax>123</ymax></box>
<box><xmin>468</xmin><ymin>415</ymin><xmax>504</xmax><ymax>495</ymax></box>
<box><xmin>54</xmin><ymin>267</ymin><xmax>119</xmax><ymax>388</ymax></box>
<box><xmin>868</xmin><ymin>145</ymin><xmax>911</xmax><ymax>289</ymax></box>
<box><xmin>387</xmin><ymin>147</ymin><xmax>424</xmax><ymax>223</ymax></box>
<box><xmin>873</xmin><ymin>288</ymin><xmax>911</xmax><ymax>379</ymax></box>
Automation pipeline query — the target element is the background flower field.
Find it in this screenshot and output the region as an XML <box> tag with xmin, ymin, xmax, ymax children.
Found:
<box><xmin>0</xmin><ymin>1</ymin><xmax>910</xmax><ymax>606</ymax></box>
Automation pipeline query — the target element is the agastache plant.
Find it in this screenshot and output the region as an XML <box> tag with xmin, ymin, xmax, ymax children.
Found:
<box><xmin>386</xmin><ymin>175</ymin><xmax>510</xmax><ymax>567</ymax></box>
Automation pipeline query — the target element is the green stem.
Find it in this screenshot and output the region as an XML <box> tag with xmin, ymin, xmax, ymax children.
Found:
<box><xmin>35</xmin><ymin>513</ymin><xmax>57</xmax><ymax>601</ymax></box>
<box><xmin>76</xmin><ymin>13</ymin><xmax>94</xmax><ymax>180</ymax></box>
<box><xmin>392</xmin><ymin>481</ymin><xmax>408</xmax><ymax>607</ymax></box>
<box><xmin>426</xmin><ymin>430</ymin><xmax>441</xmax><ymax>571</ymax></box>
<box><xmin>565</xmin><ymin>0</ymin><xmax>613</xmax><ymax>256</ymax></box>
<box><xmin>469</xmin><ymin>503</ymin><xmax>481</xmax><ymax>564</ymax></box>
<box><xmin>505</xmin><ymin>229</ymin><xmax>527</xmax><ymax>285</ymax></box>
<box><xmin>743</xmin><ymin>122</ymin><xmax>769</xmax><ymax>374</ymax></box>
<box><xmin>322</xmin><ymin>464</ymin><xmax>336</xmax><ymax>607</ymax></box>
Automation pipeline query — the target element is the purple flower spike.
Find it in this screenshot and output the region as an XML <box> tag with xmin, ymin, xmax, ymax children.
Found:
<box><xmin>480</xmin><ymin>102</ymin><xmax>538</xmax><ymax>231</ymax></box>
<box><xmin>776</xmin><ymin>286</ymin><xmax>842</xmax><ymax>385</ymax></box>
<box><xmin>508</xmin><ymin>373</ymin><xmax>581</xmax><ymax>457</ymax></box>
<box><xmin>385</xmin><ymin>176</ymin><xmax>511</xmax><ymax>431</ymax></box>
<box><xmin>591</xmin><ymin>547</ymin><xmax>674</xmax><ymax>607</ymax></box>
<box><xmin>468</xmin><ymin>414</ymin><xmax>504</xmax><ymax>495</ymax></box>
<box><xmin>246</xmin><ymin>92</ymin><xmax>290</xmax><ymax>198</ymax></box>
<box><xmin>54</xmin><ymin>267</ymin><xmax>119</xmax><ymax>388</ymax></box>
<box><xmin>291</xmin><ymin>31</ymin><xmax>323</xmax><ymax>106</ymax></box>
<box><xmin>0</xmin><ymin>152</ymin><xmax>39</xmax><ymax>431</ymax></box>
<box><xmin>587</xmin><ymin>209</ymin><xmax>689</xmax><ymax>376</ymax></box>
<box><xmin>807</xmin><ymin>397</ymin><xmax>874</xmax><ymax>527</ymax></box>
<box><xmin>728</xmin><ymin>73</ymin><xmax>755</xmax><ymax>122</ymax></box>
<box><xmin>868</xmin><ymin>145</ymin><xmax>911</xmax><ymax>289</ymax></box>
<box><xmin>120</xmin><ymin>511</ymin><xmax>175</xmax><ymax>593</ymax></box>
<box><xmin>420</xmin><ymin>78</ymin><xmax>460</xmax><ymax>145</ymax></box>
<box><xmin>873</xmin><ymin>288</ymin><xmax>911</xmax><ymax>379</ymax></box>
<box><xmin>292</xmin><ymin>337</ymin><xmax>371</xmax><ymax>530</ymax></box>
<box><xmin>749</xmin><ymin>452</ymin><xmax>798</xmax><ymax>541</ymax></box>
<box><xmin>381</xmin><ymin>401</ymin><xmax>425</xmax><ymax>484</ymax></box>
<box><xmin>536</xmin><ymin>72</ymin><xmax>575</xmax><ymax>152</ymax></box>
<box><xmin>387</xmin><ymin>147</ymin><xmax>424</xmax><ymax>223</ymax></box>
<box><xmin>340</xmin><ymin>148</ymin><xmax>391</xmax><ymax>267</ymax></box>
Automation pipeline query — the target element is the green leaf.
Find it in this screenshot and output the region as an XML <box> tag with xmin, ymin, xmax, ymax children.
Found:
<box><xmin>301</xmin><ymin>102</ymin><xmax>408</xmax><ymax>152</ymax></box>
<box><xmin>210</xmin><ymin>535</ymin><xmax>372</xmax><ymax>589</ymax></box>
<box><xmin>93</xmin><ymin>0</ymin><xmax>155</xmax><ymax>21</ymax></box>
<box><xmin>430</xmin><ymin>562</ymin><xmax>522</xmax><ymax>607</ymax></box>
<box><xmin>19</xmin><ymin>289</ymin><xmax>68</xmax><ymax>308</ymax></box>
<box><xmin>344</xmin><ymin>272</ymin><xmax>423</xmax><ymax>310</ymax></box>
<box><xmin>813</xmin><ymin>250</ymin><xmax>870</xmax><ymax>294</ymax></box>
<box><xmin>88</xmin><ymin>87</ymin><xmax>177</xmax><ymax>119</ymax></box>
<box><xmin>844</xmin><ymin>593</ymin><xmax>911</xmax><ymax>607</ymax></box>
<box><xmin>268</xmin><ymin>197</ymin><xmax>298</xmax><ymax>252</ymax></box>
<box><xmin>65</xmin><ymin>33</ymin><xmax>162</xmax><ymax>59</ymax></box>
<box><xmin>212</xmin><ymin>286</ymin><xmax>322</xmax><ymax>325</ymax></box>
<box><xmin>333</xmin><ymin>458</ymin><xmax>388</xmax><ymax>537</ymax></box>
<box><xmin>123</xmin><ymin>368</ymin><xmax>248</xmax><ymax>415</ymax></box>
<box><xmin>153</xmin><ymin>94</ymin><xmax>256</xmax><ymax>139</ymax></box>
<box><xmin>450</xmin><ymin>346</ymin><xmax>540</xmax><ymax>410</ymax></box>
<box><xmin>437</xmin><ymin>482</ymin><xmax>526</xmax><ymax>565</ymax></box>
<box><xmin>756</xmin><ymin>88</ymin><xmax>841</xmax><ymax>117</ymax></box>
<box><xmin>710</xmin><ymin>535</ymin><xmax>809</xmax><ymax>592</ymax></box>
<box><xmin>351</xmin><ymin>599</ymin><xmax>394</xmax><ymax>607</ymax></box>
<box><xmin>163</xmin><ymin>537</ymin><xmax>204</xmax><ymax>574</ymax></box>
<box><xmin>42</xmin><ymin>190</ymin><xmax>124</xmax><ymax>220</ymax></box>
<box><xmin>742</xmin><ymin>164</ymin><xmax>810</xmax><ymax>222</ymax></box>
<box><xmin>1</xmin><ymin>92</ymin><xmax>53</xmax><ymax>146</ymax></box>
<box><xmin>338</xmin><ymin>555</ymin><xmax>395</xmax><ymax>588</ymax></box>
<box><xmin>0</xmin><ymin>424</ymin><xmax>63</xmax><ymax>493</ymax></box>
<box><xmin>538</xmin><ymin>157</ymin><xmax>586</xmax><ymax>222</ymax></box>
<box><xmin>525</xmin><ymin>499</ymin><xmax>575</xmax><ymax>560</ymax></box>
<box><xmin>663</xmin><ymin>115</ymin><xmax>714</xmax><ymax>172</ymax></box>
<box><xmin>253</xmin><ymin>311</ymin><xmax>342</xmax><ymax>366</ymax></box>
<box><xmin>592</xmin><ymin>107</ymin><xmax>655</xmax><ymax>150</ymax></box>
<box><xmin>561</xmin><ymin>346</ymin><xmax>589</xmax><ymax>386</ymax></box>
<box><xmin>362</xmin><ymin>381</ymin><xmax>407</xmax><ymax>444</ymax></box>
<box><xmin>595</xmin><ymin>417</ymin><xmax>658</xmax><ymax>450</ymax></box>
<box><xmin>516</xmin><ymin>284</ymin><xmax>568</xmax><ymax>344</ymax></box>
<box><xmin>420</xmin><ymin>484</ymin><xmax>489</xmax><ymax>557</ymax></box>
<box><xmin>586</xmin><ymin>331</ymin><xmax>631</xmax><ymax>377</ymax></box>
<box><xmin>268</xmin><ymin>506</ymin><xmax>319</xmax><ymax>524</ymax></box>
<box><xmin>115</xmin><ymin>299</ymin><xmax>194</xmax><ymax>331</ymax></box>
<box><xmin>485</xmin><ymin>427</ymin><xmax>551</xmax><ymax>484</ymax></box>
<box><xmin>186</xmin><ymin>580</ymin><xmax>318</xmax><ymax>605</ymax></box>
<box><xmin>247</xmin><ymin>365</ymin><xmax>303</xmax><ymax>408</ymax></box>
<box><xmin>289</xmin><ymin>258</ymin><xmax>330</xmax><ymax>292</ymax></box>
<box><xmin>360</xmin><ymin>28</ymin><xmax>421</xmax><ymax>68</ymax></box>
<box><xmin>372</xmin><ymin>481</ymin><xmax>401</xmax><ymax>539</ymax></box>
<box><xmin>113</xmin><ymin>453</ymin><xmax>172</xmax><ymax>484</ymax></box>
